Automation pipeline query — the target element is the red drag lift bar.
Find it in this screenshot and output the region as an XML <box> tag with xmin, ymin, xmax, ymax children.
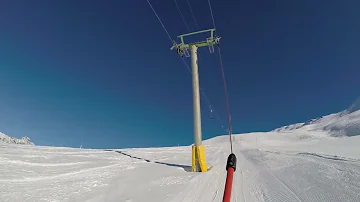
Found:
<box><xmin>222</xmin><ymin>153</ymin><xmax>237</xmax><ymax>202</ymax></box>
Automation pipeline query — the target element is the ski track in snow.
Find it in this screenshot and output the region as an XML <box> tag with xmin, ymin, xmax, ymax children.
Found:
<box><xmin>1</xmin><ymin>133</ymin><xmax>360</xmax><ymax>202</ymax></box>
<box><xmin>241</xmin><ymin>148</ymin><xmax>360</xmax><ymax>202</ymax></box>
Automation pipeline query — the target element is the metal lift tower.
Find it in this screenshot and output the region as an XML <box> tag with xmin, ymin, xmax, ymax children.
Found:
<box><xmin>171</xmin><ymin>29</ymin><xmax>220</xmax><ymax>172</ymax></box>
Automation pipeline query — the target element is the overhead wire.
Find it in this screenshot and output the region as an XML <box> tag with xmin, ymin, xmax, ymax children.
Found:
<box><xmin>207</xmin><ymin>0</ymin><xmax>217</xmax><ymax>30</ymax></box>
<box><xmin>218</xmin><ymin>43</ymin><xmax>233</xmax><ymax>153</ymax></box>
<box><xmin>186</xmin><ymin>0</ymin><xmax>200</xmax><ymax>30</ymax></box>
<box><xmin>174</xmin><ymin>0</ymin><xmax>190</xmax><ymax>31</ymax></box>
<box><xmin>146</xmin><ymin>0</ymin><xmax>173</xmax><ymax>43</ymax></box>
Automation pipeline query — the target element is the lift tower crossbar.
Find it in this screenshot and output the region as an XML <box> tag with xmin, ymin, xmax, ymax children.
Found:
<box><xmin>171</xmin><ymin>29</ymin><xmax>220</xmax><ymax>57</ymax></box>
<box><xmin>170</xmin><ymin>29</ymin><xmax>220</xmax><ymax>172</ymax></box>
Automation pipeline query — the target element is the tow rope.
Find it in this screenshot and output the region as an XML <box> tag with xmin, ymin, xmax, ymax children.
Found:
<box><xmin>217</xmin><ymin>43</ymin><xmax>237</xmax><ymax>202</ymax></box>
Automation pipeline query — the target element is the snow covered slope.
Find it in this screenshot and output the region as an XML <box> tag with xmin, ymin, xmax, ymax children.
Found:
<box><xmin>273</xmin><ymin>98</ymin><xmax>360</xmax><ymax>137</ymax></box>
<box><xmin>1</xmin><ymin>130</ymin><xmax>360</xmax><ymax>202</ymax></box>
<box><xmin>0</xmin><ymin>132</ymin><xmax>34</xmax><ymax>145</ymax></box>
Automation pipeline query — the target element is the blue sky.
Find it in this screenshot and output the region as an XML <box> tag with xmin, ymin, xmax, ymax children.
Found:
<box><xmin>0</xmin><ymin>0</ymin><xmax>359</xmax><ymax>149</ymax></box>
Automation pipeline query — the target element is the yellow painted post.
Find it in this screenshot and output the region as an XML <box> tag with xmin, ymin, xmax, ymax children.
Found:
<box><xmin>197</xmin><ymin>145</ymin><xmax>208</xmax><ymax>172</ymax></box>
<box><xmin>192</xmin><ymin>145</ymin><xmax>208</xmax><ymax>172</ymax></box>
<box><xmin>191</xmin><ymin>146</ymin><xmax>196</xmax><ymax>172</ymax></box>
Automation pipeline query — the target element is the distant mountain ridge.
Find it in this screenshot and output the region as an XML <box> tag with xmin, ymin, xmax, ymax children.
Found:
<box><xmin>272</xmin><ymin>97</ymin><xmax>360</xmax><ymax>137</ymax></box>
<box><xmin>0</xmin><ymin>132</ymin><xmax>34</xmax><ymax>145</ymax></box>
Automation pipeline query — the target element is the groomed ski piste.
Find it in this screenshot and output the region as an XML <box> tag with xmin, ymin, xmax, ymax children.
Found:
<box><xmin>1</xmin><ymin>106</ymin><xmax>360</xmax><ymax>202</ymax></box>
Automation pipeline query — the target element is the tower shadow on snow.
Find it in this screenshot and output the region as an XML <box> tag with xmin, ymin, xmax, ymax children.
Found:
<box><xmin>109</xmin><ymin>150</ymin><xmax>192</xmax><ymax>172</ymax></box>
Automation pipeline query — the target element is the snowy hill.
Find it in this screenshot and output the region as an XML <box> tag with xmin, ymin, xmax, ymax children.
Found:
<box><xmin>273</xmin><ymin>98</ymin><xmax>360</xmax><ymax>137</ymax></box>
<box><xmin>0</xmin><ymin>132</ymin><xmax>34</xmax><ymax>145</ymax></box>
<box><xmin>1</xmin><ymin>131</ymin><xmax>360</xmax><ymax>202</ymax></box>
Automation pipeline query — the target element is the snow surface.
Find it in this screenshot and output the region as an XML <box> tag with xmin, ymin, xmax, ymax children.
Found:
<box><xmin>1</xmin><ymin>105</ymin><xmax>360</xmax><ymax>201</ymax></box>
<box><xmin>1</xmin><ymin>130</ymin><xmax>360</xmax><ymax>202</ymax></box>
<box><xmin>0</xmin><ymin>132</ymin><xmax>34</xmax><ymax>145</ymax></box>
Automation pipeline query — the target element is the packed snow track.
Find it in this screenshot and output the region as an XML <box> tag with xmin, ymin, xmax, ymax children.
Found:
<box><xmin>1</xmin><ymin>131</ymin><xmax>360</xmax><ymax>202</ymax></box>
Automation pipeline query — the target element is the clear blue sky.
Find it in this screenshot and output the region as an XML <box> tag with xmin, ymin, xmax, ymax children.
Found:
<box><xmin>0</xmin><ymin>0</ymin><xmax>359</xmax><ymax>149</ymax></box>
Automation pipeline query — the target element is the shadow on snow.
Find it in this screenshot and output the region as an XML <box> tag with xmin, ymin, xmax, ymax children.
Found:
<box><xmin>105</xmin><ymin>149</ymin><xmax>192</xmax><ymax>172</ymax></box>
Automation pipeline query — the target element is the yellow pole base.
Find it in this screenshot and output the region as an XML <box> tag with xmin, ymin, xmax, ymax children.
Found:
<box><xmin>191</xmin><ymin>145</ymin><xmax>208</xmax><ymax>172</ymax></box>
